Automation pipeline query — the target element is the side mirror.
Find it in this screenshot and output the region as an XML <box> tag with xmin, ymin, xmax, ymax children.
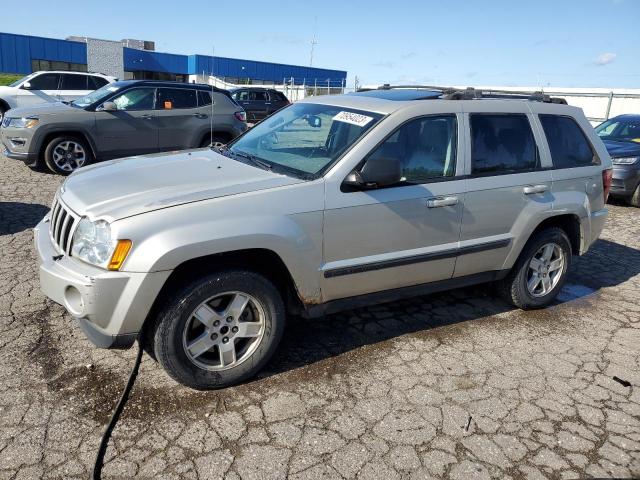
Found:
<box><xmin>343</xmin><ymin>156</ymin><xmax>402</xmax><ymax>189</ymax></box>
<box><xmin>99</xmin><ymin>101</ymin><xmax>117</xmax><ymax>112</ymax></box>
<box><xmin>21</xmin><ymin>81</ymin><xmax>32</xmax><ymax>90</ymax></box>
<box><xmin>307</xmin><ymin>115</ymin><xmax>322</xmax><ymax>128</ymax></box>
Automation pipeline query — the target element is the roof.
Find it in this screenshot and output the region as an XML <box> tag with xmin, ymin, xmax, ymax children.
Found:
<box><xmin>109</xmin><ymin>80</ymin><xmax>227</xmax><ymax>92</ymax></box>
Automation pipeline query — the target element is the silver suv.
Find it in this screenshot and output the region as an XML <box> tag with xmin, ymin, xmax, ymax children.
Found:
<box><xmin>34</xmin><ymin>87</ymin><xmax>612</xmax><ymax>389</ymax></box>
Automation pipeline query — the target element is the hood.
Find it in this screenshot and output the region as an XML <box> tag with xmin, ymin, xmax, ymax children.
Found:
<box><xmin>60</xmin><ymin>149</ymin><xmax>305</xmax><ymax>220</ymax></box>
<box><xmin>603</xmin><ymin>139</ymin><xmax>640</xmax><ymax>159</ymax></box>
<box><xmin>6</xmin><ymin>101</ymin><xmax>76</xmax><ymax>118</ymax></box>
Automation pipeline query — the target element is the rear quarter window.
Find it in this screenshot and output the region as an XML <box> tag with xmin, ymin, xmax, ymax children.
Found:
<box><xmin>539</xmin><ymin>115</ymin><xmax>599</xmax><ymax>168</ymax></box>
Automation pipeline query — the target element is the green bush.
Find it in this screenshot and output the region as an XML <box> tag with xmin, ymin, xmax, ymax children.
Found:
<box><xmin>0</xmin><ymin>73</ymin><xmax>22</xmax><ymax>86</ymax></box>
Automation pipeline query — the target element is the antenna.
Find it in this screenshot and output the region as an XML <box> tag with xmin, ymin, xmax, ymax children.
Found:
<box><xmin>309</xmin><ymin>17</ymin><xmax>318</xmax><ymax>67</ymax></box>
<box><xmin>214</xmin><ymin>46</ymin><xmax>216</xmax><ymax>148</ymax></box>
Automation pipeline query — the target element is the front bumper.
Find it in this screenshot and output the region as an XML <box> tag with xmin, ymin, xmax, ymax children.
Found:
<box><xmin>34</xmin><ymin>215</ymin><xmax>171</xmax><ymax>349</ymax></box>
<box><xmin>610</xmin><ymin>165</ymin><xmax>640</xmax><ymax>197</ymax></box>
<box><xmin>0</xmin><ymin>126</ymin><xmax>38</xmax><ymax>166</ymax></box>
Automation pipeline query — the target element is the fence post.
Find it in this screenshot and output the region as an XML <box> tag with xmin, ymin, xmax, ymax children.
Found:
<box><xmin>605</xmin><ymin>91</ymin><xmax>614</xmax><ymax>121</ymax></box>
<box><xmin>314</xmin><ymin>79</ymin><xmax>317</xmax><ymax>97</ymax></box>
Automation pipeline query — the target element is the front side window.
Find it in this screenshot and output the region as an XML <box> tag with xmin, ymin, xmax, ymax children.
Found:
<box><xmin>235</xmin><ymin>90</ymin><xmax>249</xmax><ymax>101</ymax></box>
<box><xmin>366</xmin><ymin>115</ymin><xmax>457</xmax><ymax>183</ymax></box>
<box><xmin>60</xmin><ymin>74</ymin><xmax>88</xmax><ymax>90</ymax></box>
<box><xmin>72</xmin><ymin>84</ymin><xmax>122</xmax><ymax>108</ymax></box>
<box><xmin>157</xmin><ymin>88</ymin><xmax>197</xmax><ymax>110</ymax></box>
<box><xmin>471</xmin><ymin>114</ymin><xmax>539</xmax><ymax>175</ymax></box>
<box><xmin>89</xmin><ymin>76</ymin><xmax>109</xmax><ymax>90</ymax></box>
<box><xmin>198</xmin><ymin>91</ymin><xmax>212</xmax><ymax>106</ymax></box>
<box><xmin>27</xmin><ymin>73</ymin><xmax>60</xmax><ymax>90</ymax></box>
<box><xmin>111</xmin><ymin>88</ymin><xmax>155</xmax><ymax>111</ymax></box>
<box><xmin>227</xmin><ymin>103</ymin><xmax>383</xmax><ymax>177</ymax></box>
<box><xmin>539</xmin><ymin>115</ymin><xmax>598</xmax><ymax>168</ymax></box>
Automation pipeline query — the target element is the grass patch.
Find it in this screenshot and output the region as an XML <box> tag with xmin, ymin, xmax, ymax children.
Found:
<box><xmin>0</xmin><ymin>73</ymin><xmax>22</xmax><ymax>86</ymax></box>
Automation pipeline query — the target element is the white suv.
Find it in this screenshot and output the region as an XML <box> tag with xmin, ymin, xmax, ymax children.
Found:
<box><xmin>0</xmin><ymin>71</ymin><xmax>116</xmax><ymax>122</ymax></box>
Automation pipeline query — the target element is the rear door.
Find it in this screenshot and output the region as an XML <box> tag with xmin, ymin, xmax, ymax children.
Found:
<box><xmin>454</xmin><ymin>105</ymin><xmax>554</xmax><ymax>278</ymax></box>
<box><xmin>156</xmin><ymin>87</ymin><xmax>202</xmax><ymax>151</ymax></box>
<box><xmin>16</xmin><ymin>73</ymin><xmax>60</xmax><ymax>108</ymax></box>
<box><xmin>58</xmin><ymin>73</ymin><xmax>91</xmax><ymax>102</ymax></box>
<box><xmin>94</xmin><ymin>87</ymin><xmax>158</xmax><ymax>158</ymax></box>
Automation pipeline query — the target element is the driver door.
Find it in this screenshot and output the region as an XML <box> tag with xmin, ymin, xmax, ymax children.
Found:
<box><xmin>94</xmin><ymin>87</ymin><xmax>159</xmax><ymax>159</ymax></box>
<box><xmin>321</xmin><ymin>113</ymin><xmax>465</xmax><ymax>301</ymax></box>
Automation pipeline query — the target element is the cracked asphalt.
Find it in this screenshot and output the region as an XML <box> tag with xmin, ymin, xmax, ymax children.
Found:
<box><xmin>1</xmin><ymin>153</ymin><xmax>639</xmax><ymax>480</ymax></box>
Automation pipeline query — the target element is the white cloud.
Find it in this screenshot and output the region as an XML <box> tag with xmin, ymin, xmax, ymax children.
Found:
<box><xmin>595</xmin><ymin>52</ymin><xmax>617</xmax><ymax>66</ymax></box>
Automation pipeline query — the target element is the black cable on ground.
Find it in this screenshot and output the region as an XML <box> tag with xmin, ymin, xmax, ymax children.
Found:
<box><xmin>92</xmin><ymin>341</ymin><xmax>144</xmax><ymax>480</ymax></box>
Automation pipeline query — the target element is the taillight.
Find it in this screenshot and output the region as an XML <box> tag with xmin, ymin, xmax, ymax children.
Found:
<box><xmin>235</xmin><ymin>111</ymin><xmax>247</xmax><ymax>123</ymax></box>
<box><xmin>602</xmin><ymin>168</ymin><xmax>612</xmax><ymax>202</ymax></box>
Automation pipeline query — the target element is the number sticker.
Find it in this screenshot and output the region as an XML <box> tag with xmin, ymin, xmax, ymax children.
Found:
<box><xmin>333</xmin><ymin>111</ymin><xmax>374</xmax><ymax>127</ymax></box>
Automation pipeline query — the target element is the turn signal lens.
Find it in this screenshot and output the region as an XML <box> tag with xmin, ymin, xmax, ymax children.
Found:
<box><xmin>108</xmin><ymin>240</ymin><xmax>132</xmax><ymax>271</ymax></box>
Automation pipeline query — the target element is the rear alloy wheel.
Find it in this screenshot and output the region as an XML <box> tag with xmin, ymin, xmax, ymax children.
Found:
<box><xmin>153</xmin><ymin>270</ymin><xmax>285</xmax><ymax>389</ymax></box>
<box><xmin>498</xmin><ymin>227</ymin><xmax>572</xmax><ymax>309</ymax></box>
<box><xmin>44</xmin><ymin>136</ymin><xmax>93</xmax><ymax>175</ymax></box>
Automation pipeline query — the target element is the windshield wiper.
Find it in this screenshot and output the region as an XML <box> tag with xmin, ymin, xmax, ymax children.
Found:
<box><xmin>231</xmin><ymin>150</ymin><xmax>273</xmax><ymax>171</ymax></box>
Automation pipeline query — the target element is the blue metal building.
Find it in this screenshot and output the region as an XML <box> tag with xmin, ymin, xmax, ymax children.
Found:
<box><xmin>0</xmin><ymin>32</ymin><xmax>347</xmax><ymax>86</ymax></box>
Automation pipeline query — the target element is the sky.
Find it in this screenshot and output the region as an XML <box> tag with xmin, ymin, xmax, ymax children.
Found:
<box><xmin>4</xmin><ymin>0</ymin><xmax>640</xmax><ymax>88</ymax></box>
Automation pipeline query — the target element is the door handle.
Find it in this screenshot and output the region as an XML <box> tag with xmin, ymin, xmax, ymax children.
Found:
<box><xmin>141</xmin><ymin>114</ymin><xmax>153</xmax><ymax>120</ymax></box>
<box><xmin>426</xmin><ymin>196</ymin><xmax>459</xmax><ymax>208</ymax></box>
<box><xmin>193</xmin><ymin>113</ymin><xmax>208</xmax><ymax>119</ymax></box>
<box><xmin>265</xmin><ymin>102</ymin><xmax>272</xmax><ymax>105</ymax></box>
<box><xmin>523</xmin><ymin>184</ymin><xmax>548</xmax><ymax>195</ymax></box>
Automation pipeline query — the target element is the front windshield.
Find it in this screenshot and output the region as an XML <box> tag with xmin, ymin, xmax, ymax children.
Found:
<box><xmin>595</xmin><ymin>118</ymin><xmax>640</xmax><ymax>143</ymax></box>
<box><xmin>8</xmin><ymin>74</ymin><xmax>31</xmax><ymax>88</ymax></box>
<box><xmin>228</xmin><ymin>103</ymin><xmax>383</xmax><ymax>177</ymax></box>
<box><xmin>72</xmin><ymin>84</ymin><xmax>122</xmax><ymax>107</ymax></box>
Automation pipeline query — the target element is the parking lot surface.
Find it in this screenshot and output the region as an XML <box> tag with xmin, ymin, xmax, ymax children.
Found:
<box><xmin>1</xmin><ymin>153</ymin><xmax>639</xmax><ymax>480</ymax></box>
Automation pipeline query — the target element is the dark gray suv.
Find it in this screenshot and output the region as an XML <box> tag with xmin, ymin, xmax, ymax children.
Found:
<box><xmin>0</xmin><ymin>80</ymin><xmax>247</xmax><ymax>174</ymax></box>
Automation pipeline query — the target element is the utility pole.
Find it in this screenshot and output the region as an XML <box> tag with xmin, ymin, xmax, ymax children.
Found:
<box><xmin>309</xmin><ymin>17</ymin><xmax>318</xmax><ymax>67</ymax></box>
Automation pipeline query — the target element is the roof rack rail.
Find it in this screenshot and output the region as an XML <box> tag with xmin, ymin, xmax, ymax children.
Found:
<box><xmin>359</xmin><ymin>84</ymin><xmax>567</xmax><ymax>104</ymax></box>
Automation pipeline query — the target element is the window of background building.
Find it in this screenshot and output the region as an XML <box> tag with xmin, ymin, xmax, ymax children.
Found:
<box><xmin>31</xmin><ymin>59</ymin><xmax>87</xmax><ymax>72</ymax></box>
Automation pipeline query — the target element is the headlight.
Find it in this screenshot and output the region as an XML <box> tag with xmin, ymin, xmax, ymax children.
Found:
<box><xmin>71</xmin><ymin>218</ymin><xmax>131</xmax><ymax>270</ymax></box>
<box><xmin>612</xmin><ymin>156</ymin><xmax>639</xmax><ymax>165</ymax></box>
<box><xmin>6</xmin><ymin>116</ymin><xmax>39</xmax><ymax>128</ymax></box>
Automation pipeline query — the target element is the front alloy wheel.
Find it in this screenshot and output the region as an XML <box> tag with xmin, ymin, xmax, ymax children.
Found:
<box><xmin>152</xmin><ymin>270</ymin><xmax>285</xmax><ymax>390</ymax></box>
<box><xmin>526</xmin><ymin>243</ymin><xmax>565</xmax><ymax>297</ymax></box>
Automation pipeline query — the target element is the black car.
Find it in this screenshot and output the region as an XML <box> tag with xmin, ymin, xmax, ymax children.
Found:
<box><xmin>229</xmin><ymin>88</ymin><xmax>290</xmax><ymax>123</ymax></box>
<box><xmin>595</xmin><ymin>114</ymin><xmax>640</xmax><ymax>206</ymax></box>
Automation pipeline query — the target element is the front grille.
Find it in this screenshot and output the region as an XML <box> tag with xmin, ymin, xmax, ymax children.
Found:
<box><xmin>49</xmin><ymin>197</ymin><xmax>79</xmax><ymax>255</ymax></box>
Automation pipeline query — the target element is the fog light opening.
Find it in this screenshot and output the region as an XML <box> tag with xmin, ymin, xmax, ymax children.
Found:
<box><xmin>64</xmin><ymin>286</ymin><xmax>84</xmax><ymax>316</ymax></box>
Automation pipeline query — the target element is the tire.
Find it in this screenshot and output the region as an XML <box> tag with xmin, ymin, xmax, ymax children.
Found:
<box><xmin>152</xmin><ymin>270</ymin><xmax>285</xmax><ymax>390</ymax></box>
<box><xmin>200</xmin><ymin>135</ymin><xmax>227</xmax><ymax>149</ymax></box>
<box><xmin>44</xmin><ymin>135</ymin><xmax>94</xmax><ymax>175</ymax></box>
<box><xmin>498</xmin><ymin>228</ymin><xmax>572</xmax><ymax>310</ymax></box>
<box><xmin>0</xmin><ymin>103</ymin><xmax>7</xmax><ymax>124</ymax></box>
<box><xmin>628</xmin><ymin>184</ymin><xmax>640</xmax><ymax>208</ymax></box>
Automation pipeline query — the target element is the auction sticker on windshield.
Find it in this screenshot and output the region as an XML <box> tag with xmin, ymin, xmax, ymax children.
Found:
<box><xmin>333</xmin><ymin>111</ymin><xmax>374</xmax><ymax>127</ymax></box>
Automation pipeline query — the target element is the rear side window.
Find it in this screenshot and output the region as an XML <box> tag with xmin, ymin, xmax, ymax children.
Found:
<box><xmin>367</xmin><ymin>115</ymin><xmax>457</xmax><ymax>183</ymax></box>
<box><xmin>539</xmin><ymin>115</ymin><xmax>599</xmax><ymax>168</ymax></box>
<box><xmin>89</xmin><ymin>76</ymin><xmax>109</xmax><ymax>90</ymax></box>
<box><xmin>198</xmin><ymin>91</ymin><xmax>212</xmax><ymax>106</ymax></box>
<box><xmin>60</xmin><ymin>74</ymin><xmax>88</xmax><ymax>90</ymax></box>
<box><xmin>470</xmin><ymin>114</ymin><xmax>539</xmax><ymax>175</ymax></box>
<box><xmin>27</xmin><ymin>73</ymin><xmax>60</xmax><ymax>90</ymax></box>
<box><xmin>157</xmin><ymin>88</ymin><xmax>197</xmax><ymax>109</ymax></box>
<box><xmin>249</xmin><ymin>91</ymin><xmax>268</xmax><ymax>101</ymax></box>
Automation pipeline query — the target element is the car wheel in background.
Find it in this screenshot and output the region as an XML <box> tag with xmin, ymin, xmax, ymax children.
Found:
<box><xmin>152</xmin><ymin>270</ymin><xmax>286</xmax><ymax>390</ymax></box>
<box><xmin>628</xmin><ymin>185</ymin><xmax>640</xmax><ymax>208</ymax></box>
<box><xmin>200</xmin><ymin>135</ymin><xmax>227</xmax><ymax>149</ymax></box>
<box><xmin>44</xmin><ymin>136</ymin><xmax>93</xmax><ymax>175</ymax></box>
<box><xmin>498</xmin><ymin>227</ymin><xmax>572</xmax><ymax>310</ymax></box>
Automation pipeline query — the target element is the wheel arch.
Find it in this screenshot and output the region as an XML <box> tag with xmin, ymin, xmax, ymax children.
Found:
<box><xmin>198</xmin><ymin>129</ymin><xmax>233</xmax><ymax>147</ymax></box>
<box><xmin>140</xmin><ymin>248</ymin><xmax>305</xmax><ymax>337</ymax></box>
<box><xmin>38</xmin><ymin>128</ymin><xmax>98</xmax><ymax>161</ymax></box>
<box><xmin>0</xmin><ymin>97</ymin><xmax>10</xmax><ymax>113</ymax></box>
